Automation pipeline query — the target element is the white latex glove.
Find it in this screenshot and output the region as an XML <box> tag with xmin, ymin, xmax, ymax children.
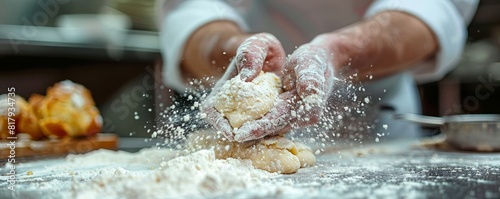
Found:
<box><xmin>201</xmin><ymin>33</ymin><xmax>286</xmax><ymax>141</ymax></box>
<box><xmin>234</xmin><ymin>44</ymin><xmax>335</xmax><ymax>142</ymax></box>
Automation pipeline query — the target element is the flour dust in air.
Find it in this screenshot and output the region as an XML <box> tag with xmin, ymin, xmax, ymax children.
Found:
<box><xmin>148</xmin><ymin>72</ymin><xmax>386</xmax><ymax>156</ymax></box>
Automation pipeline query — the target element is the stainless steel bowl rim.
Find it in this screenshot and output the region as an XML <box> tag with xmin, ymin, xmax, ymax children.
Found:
<box><xmin>444</xmin><ymin>114</ymin><xmax>500</xmax><ymax>123</ymax></box>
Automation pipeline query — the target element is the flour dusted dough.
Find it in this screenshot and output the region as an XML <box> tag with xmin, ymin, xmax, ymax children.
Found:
<box><xmin>202</xmin><ymin>72</ymin><xmax>315</xmax><ymax>173</ymax></box>
<box><xmin>213</xmin><ymin>72</ymin><xmax>282</xmax><ymax>128</ymax></box>
<box><xmin>186</xmin><ymin>130</ymin><xmax>316</xmax><ymax>174</ymax></box>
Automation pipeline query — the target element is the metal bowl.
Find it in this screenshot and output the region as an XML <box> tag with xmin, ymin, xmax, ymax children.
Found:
<box><xmin>443</xmin><ymin>115</ymin><xmax>500</xmax><ymax>151</ymax></box>
<box><xmin>394</xmin><ymin>113</ymin><xmax>500</xmax><ymax>152</ymax></box>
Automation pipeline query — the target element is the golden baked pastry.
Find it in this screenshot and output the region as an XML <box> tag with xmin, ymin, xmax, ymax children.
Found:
<box><xmin>35</xmin><ymin>80</ymin><xmax>103</xmax><ymax>138</ymax></box>
<box><xmin>0</xmin><ymin>95</ymin><xmax>44</xmax><ymax>140</ymax></box>
<box><xmin>0</xmin><ymin>94</ymin><xmax>22</xmax><ymax>139</ymax></box>
<box><xmin>17</xmin><ymin>96</ymin><xmax>44</xmax><ymax>140</ymax></box>
<box><xmin>28</xmin><ymin>94</ymin><xmax>45</xmax><ymax>115</ymax></box>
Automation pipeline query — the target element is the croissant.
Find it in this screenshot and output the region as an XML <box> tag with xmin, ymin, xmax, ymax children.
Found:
<box><xmin>34</xmin><ymin>80</ymin><xmax>103</xmax><ymax>138</ymax></box>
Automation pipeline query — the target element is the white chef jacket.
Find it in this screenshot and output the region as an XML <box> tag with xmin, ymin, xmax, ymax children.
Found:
<box><xmin>158</xmin><ymin>0</ymin><xmax>478</xmax><ymax>140</ymax></box>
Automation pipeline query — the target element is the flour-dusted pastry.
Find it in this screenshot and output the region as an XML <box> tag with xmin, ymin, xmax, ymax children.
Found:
<box><xmin>0</xmin><ymin>95</ymin><xmax>45</xmax><ymax>140</ymax></box>
<box><xmin>186</xmin><ymin>130</ymin><xmax>316</xmax><ymax>174</ymax></box>
<box><xmin>35</xmin><ymin>80</ymin><xmax>103</xmax><ymax>138</ymax></box>
<box><xmin>213</xmin><ymin>72</ymin><xmax>282</xmax><ymax>128</ymax></box>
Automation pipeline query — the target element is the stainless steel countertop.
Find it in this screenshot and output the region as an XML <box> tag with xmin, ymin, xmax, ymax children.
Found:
<box><xmin>1</xmin><ymin>139</ymin><xmax>499</xmax><ymax>199</ymax></box>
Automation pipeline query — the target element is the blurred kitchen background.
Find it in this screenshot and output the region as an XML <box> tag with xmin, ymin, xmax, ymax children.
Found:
<box><xmin>0</xmin><ymin>0</ymin><xmax>499</xmax><ymax>147</ymax></box>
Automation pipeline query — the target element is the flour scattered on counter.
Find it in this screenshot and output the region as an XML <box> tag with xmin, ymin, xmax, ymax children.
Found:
<box><xmin>1</xmin><ymin>148</ymin><xmax>277</xmax><ymax>199</ymax></box>
<box><xmin>67</xmin><ymin>149</ymin><xmax>275</xmax><ymax>199</ymax></box>
<box><xmin>3</xmin><ymin>143</ymin><xmax>500</xmax><ymax>199</ymax></box>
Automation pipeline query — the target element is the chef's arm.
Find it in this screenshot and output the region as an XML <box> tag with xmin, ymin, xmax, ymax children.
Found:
<box><xmin>317</xmin><ymin>0</ymin><xmax>478</xmax><ymax>83</ymax></box>
<box><xmin>158</xmin><ymin>0</ymin><xmax>249</xmax><ymax>91</ymax></box>
<box><xmin>182</xmin><ymin>21</ymin><xmax>250</xmax><ymax>81</ymax></box>
<box><xmin>313</xmin><ymin>11</ymin><xmax>438</xmax><ymax>81</ymax></box>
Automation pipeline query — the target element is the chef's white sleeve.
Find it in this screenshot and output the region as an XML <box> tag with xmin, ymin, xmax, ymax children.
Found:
<box><xmin>365</xmin><ymin>0</ymin><xmax>479</xmax><ymax>83</ymax></box>
<box><xmin>157</xmin><ymin>0</ymin><xmax>248</xmax><ymax>92</ymax></box>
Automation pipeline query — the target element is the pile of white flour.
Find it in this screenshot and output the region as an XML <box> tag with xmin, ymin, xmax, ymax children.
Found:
<box><xmin>2</xmin><ymin>148</ymin><xmax>288</xmax><ymax>199</ymax></box>
<box><xmin>70</xmin><ymin>149</ymin><xmax>274</xmax><ymax>199</ymax></box>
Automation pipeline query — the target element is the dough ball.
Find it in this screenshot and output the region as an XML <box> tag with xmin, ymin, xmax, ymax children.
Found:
<box><xmin>213</xmin><ymin>72</ymin><xmax>282</xmax><ymax>128</ymax></box>
<box><xmin>185</xmin><ymin>129</ymin><xmax>236</xmax><ymax>158</ymax></box>
<box><xmin>246</xmin><ymin>136</ymin><xmax>300</xmax><ymax>174</ymax></box>
<box><xmin>186</xmin><ymin>130</ymin><xmax>316</xmax><ymax>174</ymax></box>
<box><xmin>293</xmin><ymin>142</ymin><xmax>316</xmax><ymax>167</ymax></box>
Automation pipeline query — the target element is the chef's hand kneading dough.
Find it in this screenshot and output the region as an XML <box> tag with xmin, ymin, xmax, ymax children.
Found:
<box><xmin>192</xmin><ymin>72</ymin><xmax>316</xmax><ymax>174</ymax></box>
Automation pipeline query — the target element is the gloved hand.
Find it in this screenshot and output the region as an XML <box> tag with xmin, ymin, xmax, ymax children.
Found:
<box><xmin>235</xmin><ymin>33</ymin><xmax>286</xmax><ymax>81</ymax></box>
<box><xmin>233</xmin><ymin>43</ymin><xmax>336</xmax><ymax>142</ymax></box>
<box><xmin>201</xmin><ymin>33</ymin><xmax>286</xmax><ymax>141</ymax></box>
